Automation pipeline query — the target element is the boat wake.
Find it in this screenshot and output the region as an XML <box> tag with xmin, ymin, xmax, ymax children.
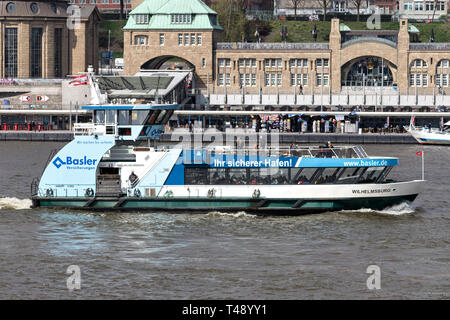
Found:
<box><xmin>341</xmin><ymin>202</ymin><xmax>416</xmax><ymax>216</ymax></box>
<box><xmin>0</xmin><ymin>197</ymin><xmax>33</xmax><ymax>210</ymax></box>
<box><xmin>206</xmin><ymin>211</ymin><xmax>255</xmax><ymax>218</ymax></box>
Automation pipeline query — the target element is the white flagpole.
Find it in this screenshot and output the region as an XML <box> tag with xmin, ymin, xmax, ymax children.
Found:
<box><xmin>422</xmin><ymin>150</ymin><xmax>425</xmax><ymax>181</ymax></box>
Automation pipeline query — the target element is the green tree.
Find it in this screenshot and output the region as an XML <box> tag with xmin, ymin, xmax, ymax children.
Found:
<box><xmin>211</xmin><ymin>0</ymin><xmax>248</xmax><ymax>42</ymax></box>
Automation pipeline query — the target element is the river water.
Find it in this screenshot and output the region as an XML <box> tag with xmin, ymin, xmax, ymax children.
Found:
<box><xmin>0</xmin><ymin>141</ymin><xmax>448</xmax><ymax>299</ymax></box>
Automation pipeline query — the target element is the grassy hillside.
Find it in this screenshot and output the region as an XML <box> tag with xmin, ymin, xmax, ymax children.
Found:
<box><xmin>263</xmin><ymin>20</ymin><xmax>450</xmax><ymax>43</ymax></box>
<box><xmin>99</xmin><ymin>20</ymin><xmax>127</xmax><ymax>58</ymax></box>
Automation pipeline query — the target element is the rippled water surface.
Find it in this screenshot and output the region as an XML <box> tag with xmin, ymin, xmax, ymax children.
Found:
<box><xmin>0</xmin><ymin>141</ymin><xmax>448</xmax><ymax>299</ymax></box>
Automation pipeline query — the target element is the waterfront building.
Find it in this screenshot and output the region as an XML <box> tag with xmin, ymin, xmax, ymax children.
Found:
<box><xmin>122</xmin><ymin>0</ymin><xmax>450</xmax><ymax>97</ymax></box>
<box><xmin>397</xmin><ymin>0</ymin><xmax>448</xmax><ymax>21</ymax></box>
<box><xmin>274</xmin><ymin>0</ymin><xmax>374</xmax><ymax>16</ymax></box>
<box><xmin>0</xmin><ymin>0</ymin><xmax>100</xmax><ymax>79</ymax></box>
<box><xmin>68</xmin><ymin>0</ymin><xmax>132</xmax><ymax>14</ymax></box>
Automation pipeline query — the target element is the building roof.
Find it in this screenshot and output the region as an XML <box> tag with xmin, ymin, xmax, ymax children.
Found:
<box><xmin>124</xmin><ymin>0</ymin><xmax>222</xmax><ymax>30</ymax></box>
<box><xmin>0</xmin><ymin>1</ymin><xmax>99</xmax><ymax>19</ymax></box>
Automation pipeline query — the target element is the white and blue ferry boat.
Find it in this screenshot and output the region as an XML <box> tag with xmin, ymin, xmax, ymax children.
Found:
<box><xmin>31</xmin><ymin>104</ymin><xmax>424</xmax><ymax>213</ymax></box>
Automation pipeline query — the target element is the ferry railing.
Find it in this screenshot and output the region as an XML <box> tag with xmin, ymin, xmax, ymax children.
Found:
<box><xmin>73</xmin><ymin>123</ymin><xmax>117</xmax><ymax>136</ymax></box>
<box><xmin>204</xmin><ymin>146</ymin><xmax>366</xmax><ymax>159</ymax></box>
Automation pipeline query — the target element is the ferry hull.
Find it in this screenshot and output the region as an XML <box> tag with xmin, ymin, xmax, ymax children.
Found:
<box><xmin>409</xmin><ymin>131</ymin><xmax>450</xmax><ymax>145</ymax></box>
<box><xmin>31</xmin><ymin>193</ymin><xmax>419</xmax><ymax>214</ymax></box>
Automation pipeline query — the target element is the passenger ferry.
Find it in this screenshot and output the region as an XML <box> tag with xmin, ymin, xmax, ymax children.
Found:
<box><xmin>31</xmin><ymin>103</ymin><xmax>424</xmax><ymax>213</ymax></box>
<box><xmin>406</xmin><ymin>120</ymin><xmax>450</xmax><ymax>145</ymax></box>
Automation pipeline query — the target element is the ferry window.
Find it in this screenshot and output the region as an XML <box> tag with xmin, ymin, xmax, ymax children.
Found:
<box><xmin>161</xmin><ymin>110</ymin><xmax>174</xmax><ymax>124</ymax></box>
<box><xmin>377</xmin><ymin>167</ymin><xmax>392</xmax><ymax>183</ymax></box>
<box><xmin>209</xmin><ymin>168</ymin><xmax>227</xmax><ymax>185</ymax></box>
<box><xmin>336</xmin><ymin>167</ymin><xmax>365</xmax><ymax>184</ymax></box>
<box><xmin>249</xmin><ymin>168</ymin><xmax>271</xmax><ymax>184</ymax></box>
<box><xmin>155</xmin><ymin>110</ymin><xmax>167</xmax><ymax>124</ymax></box>
<box><xmin>94</xmin><ymin>110</ymin><xmax>105</xmax><ymax>124</ymax></box>
<box><xmin>118</xmin><ymin>110</ymin><xmax>131</xmax><ymax>125</ymax></box>
<box><xmin>314</xmin><ymin>167</ymin><xmax>340</xmax><ymax>184</ymax></box>
<box><xmin>131</xmin><ymin>111</ymin><xmax>149</xmax><ymax>125</ymax></box>
<box><xmin>358</xmin><ymin>167</ymin><xmax>385</xmax><ymax>183</ymax></box>
<box><xmin>185</xmin><ymin>167</ymin><xmax>207</xmax><ymax>185</ymax></box>
<box><xmin>290</xmin><ymin>168</ymin><xmax>303</xmax><ymax>183</ymax></box>
<box><xmin>270</xmin><ymin>168</ymin><xmax>289</xmax><ymax>185</ymax></box>
<box><xmin>296</xmin><ymin>168</ymin><xmax>317</xmax><ymax>185</ymax></box>
<box><xmin>146</xmin><ymin>110</ymin><xmax>160</xmax><ymax>125</ymax></box>
<box><xmin>229</xmin><ymin>168</ymin><xmax>247</xmax><ymax>185</ymax></box>
<box><xmin>105</xmin><ymin>110</ymin><xmax>115</xmax><ymax>124</ymax></box>
<box><xmin>118</xmin><ymin>127</ymin><xmax>131</xmax><ymax>136</ymax></box>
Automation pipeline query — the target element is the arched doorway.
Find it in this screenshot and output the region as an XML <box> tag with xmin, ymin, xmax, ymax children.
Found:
<box><xmin>342</xmin><ymin>56</ymin><xmax>396</xmax><ymax>87</ymax></box>
<box><xmin>141</xmin><ymin>55</ymin><xmax>196</xmax><ymax>71</ymax></box>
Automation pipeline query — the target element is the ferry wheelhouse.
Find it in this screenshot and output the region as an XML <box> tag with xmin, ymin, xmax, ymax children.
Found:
<box><xmin>31</xmin><ymin>104</ymin><xmax>424</xmax><ymax>213</ymax></box>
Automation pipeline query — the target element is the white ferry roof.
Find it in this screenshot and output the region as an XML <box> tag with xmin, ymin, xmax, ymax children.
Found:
<box><xmin>445</xmin><ymin>121</ymin><xmax>450</xmax><ymax>126</ymax></box>
<box><xmin>95</xmin><ymin>71</ymin><xmax>190</xmax><ymax>98</ymax></box>
<box><xmin>81</xmin><ymin>104</ymin><xmax>180</xmax><ymax>110</ymax></box>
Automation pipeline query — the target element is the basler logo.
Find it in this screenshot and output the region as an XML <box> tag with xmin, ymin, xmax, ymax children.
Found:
<box><xmin>53</xmin><ymin>156</ymin><xmax>97</xmax><ymax>169</ymax></box>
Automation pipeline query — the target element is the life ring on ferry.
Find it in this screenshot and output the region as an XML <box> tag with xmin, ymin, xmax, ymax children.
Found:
<box><xmin>46</xmin><ymin>189</ymin><xmax>54</xmax><ymax>197</ymax></box>
<box><xmin>163</xmin><ymin>190</ymin><xmax>174</xmax><ymax>198</ymax></box>
<box><xmin>134</xmin><ymin>189</ymin><xmax>141</xmax><ymax>198</ymax></box>
<box><xmin>85</xmin><ymin>188</ymin><xmax>94</xmax><ymax>197</ymax></box>
<box><xmin>207</xmin><ymin>188</ymin><xmax>216</xmax><ymax>198</ymax></box>
<box><xmin>252</xmin><ymin>189</ymin><xmax>261</xmax><ymax>199</ymax></box>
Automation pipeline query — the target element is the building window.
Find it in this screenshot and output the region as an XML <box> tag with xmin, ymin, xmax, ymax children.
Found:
<box><xmin>425</xmin><ymin>1</ymin><xmax>434</xmax><ymax>10</ymax></box>
<box><xmin>191</xmin><ymin>33</ymin><xmax>196</xmax><ymax>45</ymax></box>
<box><xmin>159</xmin><ymin>33</ymin><xmax>165</xmax><ymax>46</ymax></box>
<box><xmin>410</xmin><ymin>59</ymin><xmax>428</xmax><ymax>68</ymax></box>
<box><xmin>4</xmin><ymin>28</ymin><xmax>17</xmax><ymax>78</ymax></box>
<box><xmin>290</xmin><ymin>59</ymin><xmax>308</xmax><ymax>67</ymax></box>
<box><xmin>6</xmin><ymin>2</ymin><xmax>16</xmax><ymax>13</ymax></box>
<box><xmin>239</xmin><ymin>73</ymin><xmax>255</xmax><ymax>87</ymax></box>
<box><xmin>265</xmin><ymin>72</ymin><xmax>282</xmax><ymax>86</ymax></box>
<box><xmin>178</xmin><ymin>33</ymin><xmax>183</xmax><ymax>45</ymax></box>
<box><xmin>437</xmin><ymin>59</ymin><xmax>449</xmax><ymax>68</ymax></box>
<box><xmin>316</xmin><ymin>58</ymin><xmax>329</xmax><ymax>67</ymax></box>
<box><xmin>403</xmin><ymin>1</ymin><xmax>413</xmax><ymax>10</ymax></box>
<box><xmin>202</xmin><ymin>58</ymin><xmax>206</xmax><ymax>68</ymax></box>
<box><xmin>184</xmin><ymin>33</ymin><xmax>189</xmax><ymax>45</ymax></box>
<box><xmin>54</xmin><ymin>28</ymin><xmax>63</xmax><ymax>78</ymax></box>
<box><xmin>101</xmin><ymin>0</ymin><xmax>108</xmax><ymax>3</ymax></box>
<box><xmin>218</xmin><ymin>73</ymin><xmax>224</xmax><ymax>86</ymax></box>
<box><xmin>30</xmin><ymin>28</ymin><xmax>43</xmax><ymax>78</ymax></box>
<box><xmin>264</xmin><ymin>58</ymin><xmax>282</xmax><ymax>68</ymax></box>
<box><xmin>225</xmin><ymin>73</ymin><xmax>231</xmax><ymax>86</ymax></box>
<box><xmin>134</xmin><ymin>35</ymin><xmax>148</xmax><ymax>45</ymax></box>
<box><xmin>239</xmin><ymin>59</ymin><xmax>256</xmax><ymax>68</ymax></box>
<box><xmin>410</xmin><ymin>73</ymin><xmax>428</xmax><ymax>87</ymax></box>
<box><xmin>218</xmin><ymin>58</ymin><xmax>230</xmax><ymax>68</ymax></box>
<box><xmin>316</xmin><ymin>74</ymin><xmax>329</xmax><ymax>86</ymax></box>
<box><xmin>414</xmin><ymin>1</ymin><xmax>424</xmax><ymax>11</ymax></box>
<box><xmin>90</xmin><ymin>0</ymin><xmax>97</xmax><ymax>3</ymax></box>
<box><xmin>422</xmin><ymin>73</ymin><xmax>428</xmax><ymax>86</ymax></box>
<box><xmin>171</xmin><ymin>14</ymin><xmax>192</xmax><ymax>24</ymax></box>
<box><xmin>197</xmin><ymin>33</ymin><xmax>202</xmax><ymax>45</ymax></box>
<box><xmin>135</xmin><ymin>14</ymin><xmax>149</xmax><ymax>24</ymax></box>
<box><xmin>79</xmin><ymin>0</ymin><xmax>86</xmax><ymax>4</ymax></box>
<box><xmin>290</xmin><ymin>73</ymin><xmax>308</xmax><ymax>86</ymax></box>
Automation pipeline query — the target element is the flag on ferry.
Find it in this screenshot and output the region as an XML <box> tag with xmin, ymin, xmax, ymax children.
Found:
<box><xmin>410</xmin><ymin>115</ymin><xmax>416</xmax><ymax>128</ymax></box>
<box><xmin>416</xmin><ymin>151</ymin><xmax>423</xmax><ymax>156</ymax></box>
<box><xmin>69</xmin><ymin>75</ymin><xmax>89</xmax><ymax>86</ymax></box>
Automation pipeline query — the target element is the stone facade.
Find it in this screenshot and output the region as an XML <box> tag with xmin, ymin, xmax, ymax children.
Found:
<box><xmin>0</xmin><ymin>1</ymin><xmax>100</xmax><ymax>79</ymax></box>
<box><xmin>123</xmin><ymin>0</ymin><xmax>450</xmax><ymax>96</ymax></box>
